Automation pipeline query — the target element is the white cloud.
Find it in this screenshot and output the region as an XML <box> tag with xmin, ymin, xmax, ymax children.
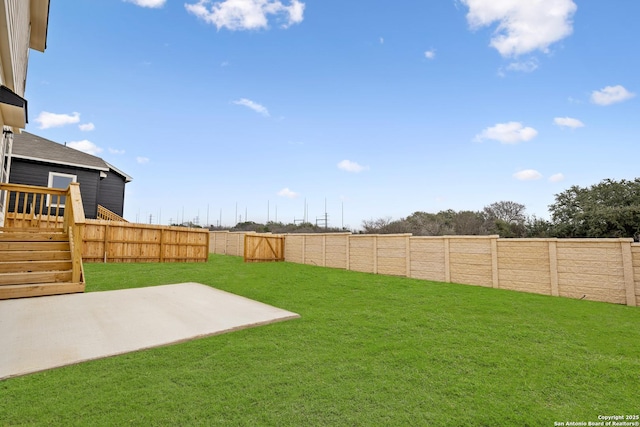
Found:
<box><xmin>233</xmin><ymin>98</ymin><xmax>270</xmax><ymax>116</ymax></box>
<box><xmin>424</xmin><ymin>49</ymin><xmax>436</xmax><ymax>59</ymax></box>
<box><xmin>137</xmin><ymin>157</ymin><xmax>150</xmax><ymax>164</ymax></box>
<box><xmin>67</xmin><ymin>140</ymin><xmax>103</xmax><ymax>156</ymax></box>
<box><xmin>506</xmin><ymin>58</ymin><xmax>539</xmax><ymax>73</ymax></box>
<box><xmin>79</xmin><ymin>122</ymin><xmax>95</xmax><ymax>131</ymax></box>
<box><xmin>474</xmin><ymin>122</ymin><xmax>538</xmax><ymax>144</ymax></box>
<box><xmin>548</xmin><ymin>173</ymin><xmax>565</xmax><ymax>182</ymax></box>
<box><xmin>124</xmin><ymin>0</ymin><xmax>166</xmax><ymax>7</ymax></box>
<box><xmin>108</xmin><ymin>148</ymin><xmax>126</xmax><ymax>155</ymax></box>
<box><xmin>461</xmin><ymin>0</ymin><xmax>577</xmax><ymax>57</ymax></box>
<box><xmin>513</xmin><ymin>169</ymin><xmax>542</xmax><ymax>181</ymax></box>
<box><xmin>35</xmin><ymin>111</ymin><xmax>80</xmax><ymax>129</ymax></box>
<box><xmin>553</xmin><ymin>117</ymin><xmax>584</xmax><ymax>129</ymax></box>
<box><xmin>337</xmin><ymin>160</ymin><xmax>368</xmax><ymax>173</ymax></box>
<box><xmin>185</xmin><ymin>0</ymin><xmax>305</xmax><ymax>31</ymax></box>
<box><xmin>379</xmin><ymin>37</ymin><xmax>384</xmax><ymax>44</ymax></box>
<box><xmin>277</xmin><ymin>187</ymin><xmax>299</xmax><ymax>198</ymax></box>
<box><xmin>590</xmin><ymin>85</ymin><xmax>636</xmax><ymax>106</ymax></box>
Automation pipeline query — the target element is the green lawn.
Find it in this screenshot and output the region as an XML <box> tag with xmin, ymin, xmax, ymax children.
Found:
<box><xmin>1</xmin><ymin>255</ymin><xmax>639</xmax><ymax>426</ymax></box>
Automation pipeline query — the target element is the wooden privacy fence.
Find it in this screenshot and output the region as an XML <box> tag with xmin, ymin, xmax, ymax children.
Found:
<box><xmin>83</xmin><ymin>220</ymin><xmax>209</xmax><ymax>263</ymax></box>
<box><xmin>244</xmin><ymin>234</ymin><xmax>285</xmax><ymax>262</ymax></box>
<box><xmin>210</xmin><ymin>231</ymin><xmax>255</xmax><ymax>256</ymax></box>
<box><xmin>210</xmin><ymin>231</ymin><xmax>640</xmax><ymax>307</ymax></box>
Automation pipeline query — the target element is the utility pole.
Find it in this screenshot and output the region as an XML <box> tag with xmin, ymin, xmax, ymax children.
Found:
<box><xmin>325</xmin><ymin>198</ymin><xmax>328</xmax><ymax>230</ymax></box>
<box><xmin>315</xmin><ymin>199</ymin><xmax>329</xmax><ymax>229</ymax></box>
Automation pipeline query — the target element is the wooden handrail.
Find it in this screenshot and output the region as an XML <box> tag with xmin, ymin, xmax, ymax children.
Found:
<box><xmin>0</xmin><ymin>182</ymin><xmax>66</xmax><ymax>196</ymax></box>
<box><xmin>97</xmin><ymin>204</ymin><xmax>128</xmax><ymax>222</ymax></box>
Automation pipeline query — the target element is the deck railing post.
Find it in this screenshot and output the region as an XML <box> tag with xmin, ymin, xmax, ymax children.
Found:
<box><xmin>66</xmin><ymin>183</ymin><xmax>85</xmax><ymax>283</ymax></box>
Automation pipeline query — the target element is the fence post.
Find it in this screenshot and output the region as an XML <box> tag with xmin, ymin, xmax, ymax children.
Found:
<box><xmin>406</xmin><ymin>235</ymin><xmax>411</xmax><ymax>278</ymax></box>
<box><xmin>346</xmin><ymin>234</ymin><xmax>350</xmax><ymax>271</ymax></box>
<box><xmin>622</xmin><ymin>239</ymin><xmax>636</xmax><ymax>307</ymax></box>
<box><xmin>444</xmin><ymin>237</ymin><xmax>451</xmax><ymax>283</ymax></box>
<box><xmin>302</xmin><ymin>235</ymin><xmax>306</xmax><ymax>264</ymax></box>
<box><xmin>549</xmin><ymin>239</ymin><xmax>559</xmax><ymax>297</ymax></box>
<box><xmin>322</xmin><ymin>235</ymin><xmax>326</xmax><ymax>267</ymax></box>
<box><xmin>160</xmin><ymin>228</ymin><xmax>165</xmax><ymax>262</ymax></box>
<box><xmin>491</xmin><ymin>236</ymin><xmax>499</xmax><ymax>288</ymax></box>
<box><xmin>373</xmin><ymin>235</ymin><xmax>378</xmax><ymax>274</ymax></box>
<box><xmin>103</xmin><ymin>223</ymin><xmax>110</xmax><ymax>263</ymax></box>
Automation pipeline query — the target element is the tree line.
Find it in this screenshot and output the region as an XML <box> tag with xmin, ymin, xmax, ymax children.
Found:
<box><xmin>201</xmin><ymin>178</ymin><xmax>639</xmax><ymax>240</ymax></box>
<box><xmin>362</xmin><ymin>178</ymin><xmax>640</xmax><ymax>240</ymax></box>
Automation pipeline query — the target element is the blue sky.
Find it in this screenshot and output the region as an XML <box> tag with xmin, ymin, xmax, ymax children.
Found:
<box><xmin>24</xmin><ymin>0</ymin><xmax>638</xmax><ymax>229</ymax></box>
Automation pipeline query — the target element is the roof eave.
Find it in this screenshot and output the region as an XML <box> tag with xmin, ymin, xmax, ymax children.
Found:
<box><xmin>10</xmin><ymin>153</ymin><xmax>110</xmax><ymax>172</ymax></box>
<box><xmin>105</xmin><ymin>162</ymin><xmax>133</xmax><ymax>183</ymax></box>
<box><xmin>29</xmin><ymin>0</ymin><xmax>50</xmax><ymax>52</ymax></box>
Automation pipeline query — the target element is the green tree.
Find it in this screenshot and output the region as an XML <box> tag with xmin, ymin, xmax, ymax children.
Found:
<box><xmin>405</xmin><ymin>211</ymin><xmax>454</xmax><ymax>236</ymax></box>
<box><xmin>549</xmin><ymin>178</ymin><xmax>640</xmax><ymax>239</ymax></box>
<box><xmin>525</xmin><ymin>215</ymin><xmax>554</xmax><ymax>238</ymax></box>
<box><xmin>483</xmin><ymin>201</ymin><xmax>527</xmax><ymax>237</ymax></box>
<box><xmin>452</xmin><ymin>210</ymin><xmax>486</xmax><ymax>235</ymax></box>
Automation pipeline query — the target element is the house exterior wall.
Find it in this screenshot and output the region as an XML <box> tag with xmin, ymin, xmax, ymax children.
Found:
<box><xmin>8</xmin><ymin>159</ymin><xmax>101</xmax><ymax>218</ymax></box>
<box><xmin>0</xmin><ymin>131</ymin><xmax>12</xmax><ymax>225</ymax></box>
<box><xmin>0</xmin><ymin>0</ymin><xmax>49</xmax><ymax>227</ymax></box>
<box><xmin>96</xmin><ymin>170</ymin><xmax>126</xmax><ymax>217</ymax></box>
<box><xmin>0</xmin><ymin>1</ymin><xmax>30</xmax><ymax>226</ymax></box>
<box><xmin>0</xmin><ymin>0</ymin><xmax>30</xmax><ymax>99</ymax></box>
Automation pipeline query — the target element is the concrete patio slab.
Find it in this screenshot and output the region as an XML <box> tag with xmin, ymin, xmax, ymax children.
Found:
<box><xmin>0</xmin><ymin>283</ymin><xmax>300</xmax><ymax>380</ymax></box>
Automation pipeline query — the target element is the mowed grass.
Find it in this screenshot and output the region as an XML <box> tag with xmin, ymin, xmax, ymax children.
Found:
<box><xmin>1</xmin><ymin>255</ymin><xmax>639</xmax><ymax>426</ymax></box>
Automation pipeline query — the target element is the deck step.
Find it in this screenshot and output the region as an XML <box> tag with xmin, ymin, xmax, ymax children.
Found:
<box><xmin>0</xmin><ymin>260</ymin><xmax>73</xmax><ymax>274</ymax></box>
<box><xmin>0</xmin><ymin>228</ymin><xmax>84</xmax><ymax>300</ymax></box>
<box><xmin>0</xmin><ymin>226</ymin><xmax>64</xmax><ymax>233</ymax></box>
<box><xmin>0</xmin><ymin>241</ymin><xmax>70</xmax><ymax>251</ymax></box>
<box><xmin>0</xmin><ymin>250</ymin><xmax>71</xmax><ymax>262</ymax></box>
<box><xmin>0</xmin><ymin>270</ymin><xmax>73</xmax><ymax>286</ymax></box>
<box><xmin>0</xmin><ymin>231</ymin><xmax>68</xmax><ymax>242</ymax></box>
<box><xmin>0</xmin><ymin>282</ymin><xmax>85</xmax><ymax>299</ymax></box>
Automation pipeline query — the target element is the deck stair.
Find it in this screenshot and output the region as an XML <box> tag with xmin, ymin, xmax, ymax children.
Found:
<box><xmin>0</xmin><ymin>228</ymin><xmax>84</xmax><ymax>299</ymax></box>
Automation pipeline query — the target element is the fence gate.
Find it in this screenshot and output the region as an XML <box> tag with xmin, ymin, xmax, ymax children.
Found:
<box><xmin>244</xmin><ymin>234</ymin><xmax>285</xmax><ymax>262</ymax></box>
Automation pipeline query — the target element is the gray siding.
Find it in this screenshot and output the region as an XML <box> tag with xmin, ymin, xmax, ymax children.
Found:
<box><xmin>9</xmin><ymin>159</ymin><xmax>101</xmax><ymax>218</ymax></box>
<box><xmin>97</xmin><ymin>170</ymin><xmax>126</xmax><ymax>217</ymax></box>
